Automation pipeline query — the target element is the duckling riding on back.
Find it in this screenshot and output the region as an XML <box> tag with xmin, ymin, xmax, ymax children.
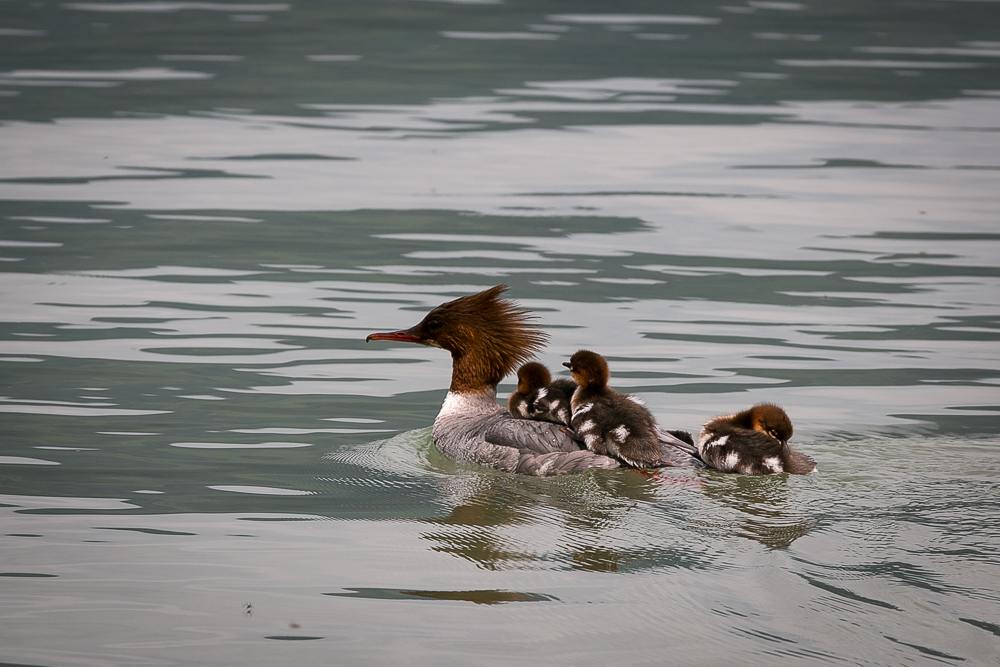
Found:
<box><xmin>508</xmin><ymin>361</ymin><xmax>575</xmax><ymax>426</ymax></box>
<box><xmin>563</xmin><ymin>350</ymin><xmax>701</xmax><ymax>469</ymax></box>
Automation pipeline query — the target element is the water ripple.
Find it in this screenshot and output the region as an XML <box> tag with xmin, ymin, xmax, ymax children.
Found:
<box><xmin>2</xmin><ymin>1</ymin><xmax>999</xmax><ymax>663</ymax></box>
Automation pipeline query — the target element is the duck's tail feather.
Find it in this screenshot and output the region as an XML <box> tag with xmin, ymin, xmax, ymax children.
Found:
<box><xmin>656</xmin><ymin>429</ymin><xmax>707</xmax><ymax>468</ymax></box>
<box><xmin>784</xmin><ymin>448</ymin><xmax>816</xmax><ymax>475</ymax></box>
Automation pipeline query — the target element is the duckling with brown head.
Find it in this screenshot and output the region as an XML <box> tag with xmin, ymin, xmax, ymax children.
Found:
<box><xmin>508</xmin><ymin>361</ymin><xmax>575</xmax><ymax>426</ymax></box>
<box><xmin>697</xmin><ymin>403</ymin><xmax>815</xmax><ymax>475</ymax></box>
<box><xmin>563</xmin><ymin>350</ymin><xmax>671</xmax><ymax>469</ymax></box>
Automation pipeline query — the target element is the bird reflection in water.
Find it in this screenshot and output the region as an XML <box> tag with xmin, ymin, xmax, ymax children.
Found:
<box><xmin>419</xmin><ymin>469</ymin><xmax>707</xmax><ymax>572</ymax></box>
<box><xmin>691</xmin><ymin>472</ymin><xmax>817</xmax><ymax>549</ymax></box>
<box><xmin>420</xmin><ymin>464</ymin><xmax>817</xmax><ymax>569</ymax></box>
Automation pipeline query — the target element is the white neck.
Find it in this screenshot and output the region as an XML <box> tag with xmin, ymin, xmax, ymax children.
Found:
<box><xmin>438</xmin><ymin>389</ymin><xmax>503</xmax><ymax>420</ymax></box>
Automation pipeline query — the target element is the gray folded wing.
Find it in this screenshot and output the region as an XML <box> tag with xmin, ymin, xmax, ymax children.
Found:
<box><xmin>483</xmin><ymin>415</ymin><xmax>582</xmax><ymax>455</ymax></box>
<box><xmin>515</xmin><ymin>449</ymin><xmax>620</xmax><ymax>476</ymax></box>
<box><xmin>482</xmin><ymin>415</ymin><xmax>620</xmax><ymax>475</ymax></box>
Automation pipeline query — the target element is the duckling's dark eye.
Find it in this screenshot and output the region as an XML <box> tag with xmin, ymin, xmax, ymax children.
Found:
<box><xmin>426</xmin><ymin>319</ymin><xmax>443</xmax><ymax>332</ymax></box>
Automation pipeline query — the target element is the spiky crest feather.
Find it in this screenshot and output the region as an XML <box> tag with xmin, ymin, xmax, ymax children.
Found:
<box><xmin>416</xmin><ymin>285</ymin><xmax>548</xmax><ymax>392</ymax></box>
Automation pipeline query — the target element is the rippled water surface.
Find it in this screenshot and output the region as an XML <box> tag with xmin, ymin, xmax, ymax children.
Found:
<box><xmin>2</xmin><ymin>1</ymin><xmax>999</xmax><ymax>664</ymax></box>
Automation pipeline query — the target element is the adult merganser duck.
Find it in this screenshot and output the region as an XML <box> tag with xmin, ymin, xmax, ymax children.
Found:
<box><xmin>563</xmin><ymin>349</ymin><xmax>696</xmax><ymax>469</ymax></box>
<box><xmin>366</xmin><ymin>285</ymin><xmax>620</xmax><ymax>476</ymax></box>
<box><xmin>508</xmin><ymin>361</ymin><xmax>575</xmax><ymax>426</ymax></box>
<box><xmin>697</xmin><ymin>403</ymin><xmax>816</xmax><ymax>475</ymax></box>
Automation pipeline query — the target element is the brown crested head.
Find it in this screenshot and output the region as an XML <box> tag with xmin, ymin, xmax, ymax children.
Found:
<box><xmin>516</xmin><ymin>362</ymin><xmax>552</xmax><ymax>395</ymax></box>
<box><xmin>366</xmin><ymin>284</ymin><xmax>548</xmax><ymax>390</ymax></box>
<box><xmin>562</xmin><ymin>349</ymin><xmax>610</xmax><ymax>390</ymax></box>
<box><xmin>749</xmin><ymin>403</ymin><xmax>793</xmax><ymax>444</ymax></box>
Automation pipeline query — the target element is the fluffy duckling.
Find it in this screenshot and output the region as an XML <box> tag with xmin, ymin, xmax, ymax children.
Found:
<box><xmin>508</xmin><ymin>362</ymin><xmax>575</xmax><ymax>426</ymax></box>
<box><xmin>697</xmin><ymin>403</ymin><xmax>815</xmax><ymax>475</ymax></box>
<box><xmin>563</xmin><ymin>350</ymin><xmax>665</xmax><ymax>468</ymax></box>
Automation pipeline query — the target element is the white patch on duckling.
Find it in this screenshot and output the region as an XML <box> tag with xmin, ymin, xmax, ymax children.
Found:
<box><xmin>574</xmin><ymin>403</ymin><xmax>593</xmax><ymax>416</ymax></box>
<box><xmin>517</xmin><ymin>400</ymin><xmax>528</xmax><ymax>415</ymax></box>
<box><xmin>763</xmin><ymin>456</ymin><xmax>783</xmax><ymax>473</ymax></box>
<box><xmin>536</xmin><ymin>387</ymin><xmax>548</xmax><ymax>400</ymax></box>
<box><xmin>699</xmin><ymin>434</ymin><xmax>727</xmax><ymax>451</ymax></box>
<box><xmin>626</xmin><ymin>395</ymin><xmax>645</xmax><ymax>406</ymax></box>
<box><xmin>577</xmin><ymin>420</ymin><xmax>596</xmax><ymax>433</ymax></box>
<box><xmin>611</xmin><ymin>425</ymin><xmax>630</xmax><ymax>443</ymax></box>
<box><xmin>583</xmin><ymin>433</ymin><xmax>600</xmax><ymax>449</ymax></box>
<box><xmin>723</xmin><ymin>451</ymin><xmax>740</xmax><ymax>471</ymax></box>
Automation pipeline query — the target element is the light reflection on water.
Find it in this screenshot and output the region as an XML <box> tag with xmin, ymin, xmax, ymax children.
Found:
<box><xmin>2</xmin><ymin>0</ymin><xmax>1000</xmax><ymax>664</ymax></box>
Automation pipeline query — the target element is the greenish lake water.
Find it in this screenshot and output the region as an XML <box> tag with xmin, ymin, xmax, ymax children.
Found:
<box><xmin>2</xmin><ymin>1</ymin><xmax>999</xmax><ymax>664</ymax></box>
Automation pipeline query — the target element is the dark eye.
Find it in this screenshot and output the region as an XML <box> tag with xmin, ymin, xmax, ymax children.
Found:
<box><xmin>426</xmin><ymin>319</ymin><xmax>443</xmax><ymax>332</ymax></box>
